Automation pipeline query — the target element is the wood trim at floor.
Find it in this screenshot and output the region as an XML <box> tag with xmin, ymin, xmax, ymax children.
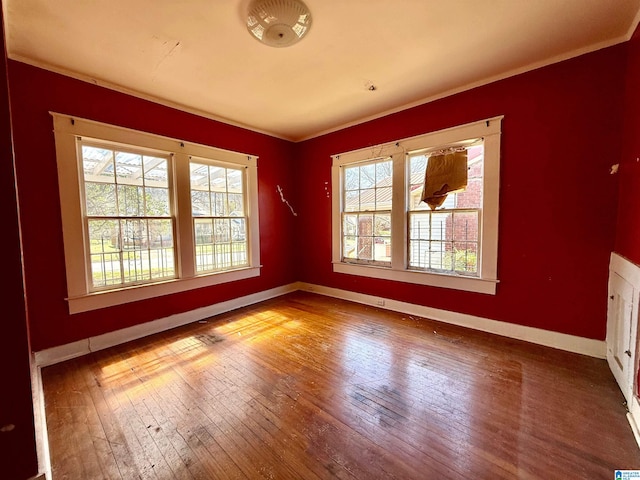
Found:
<box><xmin>298</xmin><ymin>283</ymin><xmax>606</xmax><ymax>359</ymax></box>
<box><xmin>34</xmin><ymin>281</ymin><xmax>605</xmax><ymax>369</ymax></box>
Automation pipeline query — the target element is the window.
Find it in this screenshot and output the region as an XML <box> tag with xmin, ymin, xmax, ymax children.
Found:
<box><xmin>81</xmin><ymin>141</ymin><xmax>175</xmax><ymax>289</ymax></box>
<box><xmin>342</xmin><ymin>158</ymin><xmax>393</xmax><ymax>266</ymax></box>
<box><xmin>407</xmin><ymin>144</ymin><xmax>482</xmax><ymax>276</ymax></box>
<box><xmin>190</xmin><ymin>161</ymin><xmax>248</xmax><ymax>272</ymax></box>
<box><xmin>53</xmin><ymin>113</ymin><xmax>260</xmax><ymax>313</ymax></box>
<box><xmin>331</xmin><ymin>116</ymin><xmax>502</xmax><ymax>294</ymax></box>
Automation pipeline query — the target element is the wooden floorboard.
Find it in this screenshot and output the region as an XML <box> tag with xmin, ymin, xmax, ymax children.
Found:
<box><xmin>41</xmin><ymin>291</ymin><xmax>640</xmax><ymax>479</ymax></box>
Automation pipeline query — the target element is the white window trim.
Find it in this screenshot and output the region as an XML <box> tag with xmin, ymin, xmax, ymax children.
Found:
<box><xmin>52</xmin><ymin>112</ymin><xmax>261</xmax><ymax>313</ymax></box>
<box><xmin>331</xmin><ymin>116</ymin><xmax>502</xmax><ymax>295</ymax></box>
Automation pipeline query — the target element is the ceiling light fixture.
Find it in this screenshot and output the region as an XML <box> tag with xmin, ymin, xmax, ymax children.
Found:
<box><xmin>246</xmin><ymin>0</ymin><xmax>312</xmax><ymax>48</ymax></box>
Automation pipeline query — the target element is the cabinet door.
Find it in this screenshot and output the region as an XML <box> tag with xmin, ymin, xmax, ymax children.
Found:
<box><xmin>607</xmin><ymin>272</ymin><xmax>635</xmax><ymax>401</ymax></box>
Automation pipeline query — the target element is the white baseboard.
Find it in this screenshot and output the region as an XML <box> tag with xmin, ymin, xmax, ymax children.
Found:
<box><xmin>34</xmin><ymin>280</ymin><xmax>607</xmax><ymax>368</ymax></box>
<box><xmin>628</xmin><ymin>395</ymin><xmax>640</xmax><ymax>450</ymax></box>
<box><xmin>297</xmin><ymin>282</ymin><xmax>607</xmax><ymax>358</ymax></box>
<box><xmin>34</xmin><ymin>283</ymin><xmax>299</xmax><ymax>367</ymax></box>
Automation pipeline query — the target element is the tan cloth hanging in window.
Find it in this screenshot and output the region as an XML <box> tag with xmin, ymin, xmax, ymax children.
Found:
<box><xmin>420</xmin><ymin>150</ymin><xmax>468</xmax><ymax>209</ymax></box>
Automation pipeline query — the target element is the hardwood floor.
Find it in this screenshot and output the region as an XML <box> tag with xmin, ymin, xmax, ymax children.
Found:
<box><xmin>41</xmin><ymin>291</ymin><xmax>640</xmax><ymax>479</ymax></box>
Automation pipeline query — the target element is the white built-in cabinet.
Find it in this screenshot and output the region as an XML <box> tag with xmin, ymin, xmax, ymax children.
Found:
<box><xmin>607</xmin><ymin>252</ymin><xmax>640</xmax><ymax>445</ymax></box>
<box><xmin>607</xmin><ymin>270</ymin><xmax>636</xmax><ymax>401</ymax></box>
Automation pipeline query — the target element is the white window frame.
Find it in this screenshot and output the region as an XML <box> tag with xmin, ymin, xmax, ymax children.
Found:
<box><xmin>331</xmin><ymin>116</ymin><xmax>502</xmax><ymax>295</ymax></box>
<box><xmin>52</xmin><ymin>113</ymin><xmax>261</xmax><ymax>314</ymax></box>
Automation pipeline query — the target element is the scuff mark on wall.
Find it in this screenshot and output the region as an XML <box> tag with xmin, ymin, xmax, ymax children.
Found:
<box><xmin>277</xmin><ymin>185</ymin><xmax>298</xmax><ymax>216</ymax></box>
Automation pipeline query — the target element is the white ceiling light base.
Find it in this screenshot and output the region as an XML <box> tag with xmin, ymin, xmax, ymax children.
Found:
<box><xmin>247</xmin><ymin>0</ymin><xmax>312</xmax><ymax>48</ymax></box>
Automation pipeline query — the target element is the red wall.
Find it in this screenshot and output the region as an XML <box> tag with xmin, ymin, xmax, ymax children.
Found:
<box><xmin>295</xmin><ymin>44</ymin><xmax>627</xmax><ymax>340</ymax></box>
<box><xmin>8</xmin><ymin>61</ymin><xmax>298</xmax><ymax>351</ymax></box>
<box><xmin>8</xmin><ymin>38</ymin><xmax>634</xmax><ymax>351</ymax></box>
<box><xmin>616</xmin><ymin>23</ymin><xmax>640</xmax><ymax>263</ymax></box>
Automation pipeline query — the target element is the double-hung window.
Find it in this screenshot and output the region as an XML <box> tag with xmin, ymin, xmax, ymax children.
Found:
<box><xmin>81</xmin><ymin>141</ymin><xmax>175</xmax><ymax>288</ymax></box>
<box><xmin>190</xmin><ymin>161</ymin><xmax>249</xmax><ymax>273</ymax></box>
<box><xmin>342</xmin><ymin>157</ymin><xmax>393</xmax><ymax>266</ymax></box>
<box><xmin>332</xmin><ymin>116</ymin><xmax>502</xmax><ymax>294</ymax></box>
<box><xmin>53</xmin><ymin>113</ymin><xmax>260</xmax><ymax>313</ymax></box>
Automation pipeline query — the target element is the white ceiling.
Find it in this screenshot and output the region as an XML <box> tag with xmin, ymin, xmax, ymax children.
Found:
<box><xmin>4</xmin><ymin>1</ymin><xmax>640</xmax><ymax>141</ymax></box>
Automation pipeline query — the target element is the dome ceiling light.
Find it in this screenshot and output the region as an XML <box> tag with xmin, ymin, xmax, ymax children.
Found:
<box><xmin>246</xmin><ymin>0</ymin><xmax>312</xmax><ymax>48</ymax></box>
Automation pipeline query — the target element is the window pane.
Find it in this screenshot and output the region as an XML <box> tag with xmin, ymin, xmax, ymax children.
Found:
<box><xmin>232</xmin><ymin>218</ymin><xmax>246</xmax><ymax>242</ymax></box>
<box><xmin>192</xmin><ymin>190</ymin><xmax>211</xmax><ymax>216</ymax></box>
<box><xmin>146</xmin><ymin>187</ymin><xmax>170</xmax><ymax>216</ymax></box>
<box><xmin>117</xmin><ymin>185</ymin><xmax>144</xmax><ymax>217</ymax></box>
<box><xmin>452</xmin><ymin>242</ymin><xmax>478</xmax><ymax>274</ymax></box>
<box><xmin>374</xmin><ymin>214</ymin><xmax>391</xmax><ymax>262</ymax></box>
<box><xmin>430</xmin><ymin>212</ymin><xmax>452</xmax><ymax>240</ymax></box>
<box><xmin>144</xmin><ymin>157</ymin><xmax>168</xmax><ymax>187</ymax></box>
<box><xmin>121</xmin><ymin>218</ymin><xmax>146</xmax><ymax>250</ymax></box>
<box><xmin>345</xmin><ymin>166</ymin><xmax>359</xmax><ymax>191</ymax></box>
<box><xmin>453</xmin><ymin>211</ymin><xmax>478</xmax><ymax>242</ymax></box>
<box><xmin>227</xmin><ymin>169</ymin><xmax>242</xmax><ymax>193</ymax></box>
<box><xmin>358</xmin><ymin>236</ymin><xmax>374</xmax><ymax>261</ymax></box>
<box><xmin>148</xmin><ymin>219</ymin><xmax>173</xmax><ymax>248</ymax></box>
<box><xmin>343</xmin><ymin>214</ymin><xmax>357</xmax><ymax>259</ymax></box>
<box><xmin>233</xmin><ymin>242</ymin><xmax>248</xmax><ymax>266</ymax></box>
<box><xmin>409</xmin><ymin>212</ymin><xmax>431</xmax><ymax>268</ymax></box>
<box><xmin>375</xmin><ymin>161</ymin><xmax>392</xmax><ymax>185</ymax></box>
<box><xmin>409</xmin><ymin>212</ymin><xmax>431</xmax><ymax>240</ymax></box>
<box><xmin>115</xmin><ymin>151</ymin><xmax>143</xmax><ymax>186</ymax></box>
<box><xmin>344</xmin><ymin>190</ymin><xmax>359</xmax><ymax>212</ymax></box>
<box><xmin>360</xmin><ymin>188</ymin><xmax>375</xmax><ymax>211</ymax></box>
<box><xmin>215</xmin><ymin>243</ymin><xmax>231</xmax><ymax>270</ymax></box>
<box><xmin>214</xmin><ymin>218</ymin><xmax>231</xmax><ymax>243</ymax></box>
<box><xmin>88</xmin><ymin>219</ymin><xmax>119</xmax><ymax>254</ymax></box>
<box><xmin>228</xmin><ymin>193</ymin><xmax>244</xmax><ymax>216</ymax></box>
<box><xmin>409</xmin><ymin>154</ymin><xmax>427</xmax><ymax>211</ymax></box>
<box><xmin>427</xmin><ymin>244</ymin><xmax>449</xmax><ymax>270</ymax></box>
<box><xmin>212</xmin><ymin>192</ymin><xmax>226</xmax><ymax>216</ymax></box>
<box><xmin>194</xmin><ymin>218</ymin><xmax>214</xmax><ymax>245</ymax></box>
<box><xmin>122</xmin><ymin>249</ymin><xmax>150</xmax><ymax>283</ymax></box>
<box><xmin>360</xmin><ymin>164</ymin><xmax>376</xmax><ymax>188</ymax></box>
<box><xmin>147</xmin><ymin>219</ymin><xmax>175</xmax><ymax>278</ymax></box>
<box><xmin>190</xmin><ymin>163</ymin><xmax>209</xmax><ymax>190</ymax></box>
<box><xmin>209</xmin><ymin>166</ymin><xmax>226</xmax><ymax>192</ymax></box>
<box><xmin>85</xmin><ymin>182</ymin><xmax>116</xmax><ymax>216</ymax></box>
<box><xmin>376</xmin><ymin>187</ymin><xmax>392</xmax><ymax>210</ymax></box>
<box><xmin>88</xmin><ymin>219</ymin><xmax>122</xmax><ymax>287</ymax></box>
<box><xmin>455</xmin><ymin>145</ymin><xmax>483</xmax><ymax>209</ymax></box>
<box><xmin>82</xmin><ymin>146</ymin><xmax>114</xmax><ymax>183</ymax></box>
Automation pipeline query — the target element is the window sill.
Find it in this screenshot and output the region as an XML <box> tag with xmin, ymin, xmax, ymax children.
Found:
<box><xmin>333</xmin><ymin>262</ymin><xmax>497</xmax><ymax>295</ymax></box>
<box><xmin>67</xmin><ymin>266</ymin><xmax>261</xmax><ymax>314</ymax></box>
